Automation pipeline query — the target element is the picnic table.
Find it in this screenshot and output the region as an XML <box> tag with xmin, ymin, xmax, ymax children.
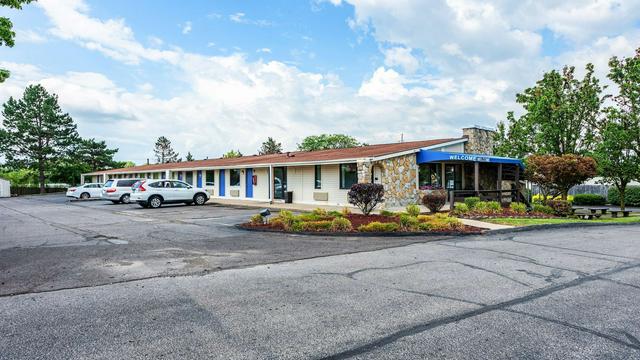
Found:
<box><xmin>576</xmin><ymin>213</ymin><xmax>601</xmax><ymax>220</ymax></box>
<box><xmin>610</xmin><ymin>210</ymin><xmax>633</xmax><ymax>218</ymax></box>
<box><xmin>570</xmin><ymin>207</ymin><xmax>583</xmax><ymax>215</ymax></box>
<box><xmin>588</xmin><ymin>207</ymin><xmax>609</xmax><ymax>215</ymax></box>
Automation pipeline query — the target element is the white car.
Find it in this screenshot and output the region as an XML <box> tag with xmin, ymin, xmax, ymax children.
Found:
<box><xmin>130</xmin><ymin>179</ymin><xmax>210</xmax><ymax>208</ymax></box>
<box><xmin>66</xmin><ymin>183</ymin><xmax>103</xmax><ymax>199</ymax></box>
<box><xmin>101</xmin><ymin>178</ymin><xmax>140</xmax><ymax>204</ymax></box>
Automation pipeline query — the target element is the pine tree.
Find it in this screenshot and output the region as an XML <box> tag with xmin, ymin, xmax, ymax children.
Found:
<box><xmin>1</xmin><ymin>84</ymin><xmax>78</xmax><ymax>193</ymax></box>
<box><xmin>153</xmin><ymin>136</ymin><xmax>180</xmax><ymax>163</ymax></box>
<box><xmin>185</xmin><ymin>151</ymin><xmax>194</xmax><ymax>161</ymax></box>
<box><xmin>259</xmin><ymin>137</ymin><xmax>282</xmax><ymax>155</ymax></box>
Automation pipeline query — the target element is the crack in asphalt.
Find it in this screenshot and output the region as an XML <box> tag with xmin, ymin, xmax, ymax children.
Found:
<box><xmin>503</xmin><ymin>308</ymin><xmax>640</xmax><ymax>351</ymax></box>
<box><xmin>506</xmin><ymin>238</ymin><xmax>640</xmax><ymax>261</ymax></box>
<box><xmin>318</xmin><ymin>261</ymin><xmax>640</xmax><ymax>360</ymax></box>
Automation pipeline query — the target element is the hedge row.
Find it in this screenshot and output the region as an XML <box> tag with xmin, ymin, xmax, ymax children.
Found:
<box><xmin>608</xmin><ymin>186</ymin><xmax>640</xmax><ymax>207</ymax></box>
<box><xmin>572</xmin><ymin>193</ymin><xmax>606</xmax><ymax>206</ymax></box>
<box><xmin>10</xmin><ymin>187</ymin><xmax>66</xmax><ymax>196</ymax></box>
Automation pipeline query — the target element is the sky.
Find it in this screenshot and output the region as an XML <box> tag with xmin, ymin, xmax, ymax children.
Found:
<box><xmin>1</xmin><ymin>0</ymin><xmax>639</xmax><ymax>164</ymax></box>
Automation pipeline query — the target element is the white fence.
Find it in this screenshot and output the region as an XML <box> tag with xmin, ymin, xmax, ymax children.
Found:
<box><xmin>0</xmin><ymin>178</ymin><xmax>10</xmax><ymax>198</ymax></box>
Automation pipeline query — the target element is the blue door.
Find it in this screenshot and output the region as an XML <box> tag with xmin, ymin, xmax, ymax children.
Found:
<box><xmin>178</xmin><ymin>172</ymin><xmax>183</xmax><ymax>181</ymax></box>
<box><xmin>197</xmin><ymin>170</ymin><xmax>202</xmax><ymax>187</ymax></box>
<box><xmin>219</xmin><ymin>170</ymin><xmax>225</xmax><ymax>196</ymax></box>
<box><xmin>245</xmin><ymin>168</ymin><xmax>253</xmax><ymax>198</ymax></box>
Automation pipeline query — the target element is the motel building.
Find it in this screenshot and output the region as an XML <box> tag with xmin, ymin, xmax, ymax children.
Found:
<box><xmin>81</xmin><ymin>126</ymin><xmax>525</xmax><ymax>209</ymax></box>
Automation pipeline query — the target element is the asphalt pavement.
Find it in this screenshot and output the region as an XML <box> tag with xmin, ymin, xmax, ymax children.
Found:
<box><xmin>1</xmin><ymin>194</ymin><xmax>640</xmax><ymax>359</ymax></box>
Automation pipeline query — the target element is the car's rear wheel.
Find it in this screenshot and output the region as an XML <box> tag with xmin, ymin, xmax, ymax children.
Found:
<box><xmin>148</xmin><ymin>195</ymin><xmax>162</xmax><ymax>209</ymax></box>
<box><xmin>80</xmin><ymin>192</ymin><xmax>90</xmax><ymax>199</ymax></box>
<box><xmin>120</xmin><ymin>194</ymin><xmax>130</xmax><ymax>204</ymax></box>
<box><xmin>194</xmin><ymin>193</ymin><xmax>207</xmax><ymax>205</ymax></box>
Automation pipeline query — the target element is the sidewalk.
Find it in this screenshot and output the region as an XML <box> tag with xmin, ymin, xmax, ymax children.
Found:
<box><xmin>458</xmin><ymin>218</ymin><xmax>514</xmax><ymax>230</ymax></box>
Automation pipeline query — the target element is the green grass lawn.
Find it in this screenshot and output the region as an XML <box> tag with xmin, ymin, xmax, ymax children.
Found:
<box><xmin>484</xmin><ymin>215</ymin><xmax>640</xmax><ymax>227</ymax></box>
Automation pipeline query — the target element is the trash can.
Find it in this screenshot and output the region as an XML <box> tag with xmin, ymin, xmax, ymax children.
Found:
<box><xmin>285</xmin><ymin>191</ymin><xmax>293</xmax><ymax>204</ymax></box>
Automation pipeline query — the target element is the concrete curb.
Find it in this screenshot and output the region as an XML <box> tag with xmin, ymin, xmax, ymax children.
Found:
<box><xmin>484</xmin><ymin>220</ymin><xmax>640</xmax><ymax>235</ymax></box>
<box><xmin>235</xmin><ymin>224</ymin><xmax>482</xmax><ymax>237</ymax></box>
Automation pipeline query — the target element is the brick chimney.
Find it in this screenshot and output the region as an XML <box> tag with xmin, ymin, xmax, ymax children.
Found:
<box><xmin>462</xmin><ymin>125</ymin><xmax>496</xmax><ymax>155</ymax></box>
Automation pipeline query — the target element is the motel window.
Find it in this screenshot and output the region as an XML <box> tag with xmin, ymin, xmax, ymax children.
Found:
<box><xmin>314</xmin><ymin>165</ymin><xmax>321</xmax><ymax>189</ymax></box>
<box><xmin>230</xmin><ymin>169</ymin><xmax>241</xmax><ymax>186</ymax></box>
<box><xmin>339</xmin><ymin>163</ymin><xmax>358</xmax><ymax>189</ymax></box>
<box><xmin>186</xmin><ymin>171</ymin><xmax>193</xmax><ymax>185</ymax></box>
<box><xmin>205</xmin><ymin>170</ymin><xmax>215</xmax><ymax>186</ymax></box>
<box><xmin>418</xmin><ymin>163</ymin><xmax>442</xmax><ymax>189</ymax></box>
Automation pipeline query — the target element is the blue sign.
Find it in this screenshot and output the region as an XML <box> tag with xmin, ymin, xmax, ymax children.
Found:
<box><xmin>417</xmin><ymin>150</ymin><xmax>524</xmax><ymax>168</ymax></box>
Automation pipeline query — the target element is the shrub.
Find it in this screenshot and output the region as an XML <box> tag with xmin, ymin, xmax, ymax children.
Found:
<box><xmin>486</xmin><ymin>201</ymin><xmax>502</xmax><ymax>212</ymax></box>
<box><xmin>312</xmin><ymin>208</ymin><xmax>328</xmax><ymax>216</ymax></box>
<box><xmin>422</xmin><ymin>189</ymin><xmax>447</xmax><ymax>213</ymax></box>
<box><xmin>399</xmin><ymin>214</ymin><xmax>420</xmax><ymax>231</ymax></box>
<box><xmin>420</xmin><ymin>214</ymin><xmax>464</xmax><ymax>231</ymax></box>
<box><xmin>348</xmin><ymin>183</ymin><xmax>385</xmax><ymax>215</ymax></box>
<box><xmin>608</xmin><ymin>186</ymin><xmax>640</xmax><ymax>207</ymax></box>
<box><xmin>464</xmin><ymin>197</ymin><xmax>481</xmax><ymax>209</ymax></box>
<box><xmin>472</xmin><ymin>201</ymin><xmax>502</xmax><ymax>215</ymax></box>
<box><xmin>331</xmin><ymin>217</ymin><xmax>352</xmax><ymax>231</ymax></box>
<box><xmin>417</xmin><ymin>214</ymin><xmax>432</xmax><ymax>223</ymax></box>
<box><xmin>379</xmin><ymin>209</ymin><xmax>396</xmax><ymax>217</ymax></box>
<box><xmin>510</xmin><ymin>202</ymin><xmax>527</xmax><ymax>214</ymax></box>
<box><xmin>405</xmin><ymin>204</ymin><xmax>421</xmax><ymax>217</ymax></box>
<box><xmin>532</xmin><ymin>194</ymin><xmax>574</xmax><ymax>204</ymax></box>
<box><xmin>297</xmin><ymin>213</ymin><xmax>331</xmax><ymax>222</ymax></box>
<box><xmin>572</xmin><ymin>194</ymin><xmax>606</xmax><ymax>206</ymax></box>
<box><xmin>328</xmin><ymin>210</ymin><xmax>343</xmax><ymax>217</ymax></box>
<box><xmin>269</xmin><ymin>218</ymin><xmax>284</xmax><ymax>228</ymax></box>
<box><xmin>341</xmin><ymin>207</ymin><xmax>352</xmax><ymax>216</ymax></box>
<box><xmin>532</xmin><ymin>203</ymin><xmax>554</xmax><ymax>214</ymax></box>
<box><xmin>547</xmin><ymin>200</ymin><xmax>572</xmax><ymax>216</ymax></box>
<box><xmin>357</xmin><ymin>221</ymin><xmax>399</xmax><ymax>232</ymax></box>
<box><xmin>275</xmin><ymin>210</ymin><xmax>296</xmax><ymax>230</ymax></box>
<box><xmin>249</xmin><ymin>214</ymin><xmax>264</xmax><ymax>225</ymax></box>
<box><xmin>298</xmin><ymin>220</ymin><xmax>332</xmax><ymax>232</ymax></box>
<box><xmin>451</xmin><ymin>203</ymin><xmax>470</xmax><ymax>215</ymax></box>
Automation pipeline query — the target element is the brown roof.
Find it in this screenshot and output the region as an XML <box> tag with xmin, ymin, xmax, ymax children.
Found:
<box><xmin>86</xmin><ymin>137</ymin><xmax>464</xmax><ymax>175</ymax></box>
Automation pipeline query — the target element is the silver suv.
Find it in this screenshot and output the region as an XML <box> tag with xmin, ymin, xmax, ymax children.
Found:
<box><xmin>101</xmin><ymin>178</ymin><xmax>140</xmax><ymax>204</ymax></box>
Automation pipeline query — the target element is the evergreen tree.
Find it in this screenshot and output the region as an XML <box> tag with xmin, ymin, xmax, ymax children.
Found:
<box><xmin>222</xmin><ymin>149</ymin><xmax>243</xmax><ymax>158</ymax></box>
<box><xmin>153</xmin><ymin>136</ymin><xmax>180</xmax><ymax>163</ymax></box>
<box><xmin>185</xmin><ymin>151</ymin><xmax>194</xmax><ymax>161</ymax></box>
<box><xmin>259</xmin><ymin>137</ymin><xmax>282</xmax><ymax>155</ymax></box>
<box><xmin>1</xmin><ymin>84</ymin><xmax>78</xmax><ymax>192</ymax></box>
<box><xmin>297</xmin><ymin>134</ymin><xmax>361</xmax><ymax>151</ymax></box>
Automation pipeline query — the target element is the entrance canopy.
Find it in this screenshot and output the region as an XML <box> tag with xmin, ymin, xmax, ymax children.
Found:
<box><xmin>417</xmin><ymin>150</ymin><xmax>524</xmax><ymax>169</ymax></box>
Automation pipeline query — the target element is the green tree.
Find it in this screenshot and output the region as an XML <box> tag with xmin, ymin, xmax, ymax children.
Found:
<box><xmin>297</xmin><ymin>134</ymin><xmax>361</xmax><ymax>151</ymax></box>
<box><xmin>259</xmin><ymin>137</ymin><xmax>282</xmax><ymax>155</ymax></box>
<box><xmin>185</xmin><ymin>151</ymin><xmax>194</xmax><ymax>161</ymax></box>
<box><xmin>222</xmin><ymin>149</ymin><xmax>243</xmax><ymax>158</ymax></box>
<box><xmin>1</xmin><ymin>84</ymin><xmax>78</xmax><ymax>193</ymax></box>
<box><xmin>49</xmin><ymin>138</ymin><xmax>119</xmax><ymax>185</ymax></box>
<box><xmin>113</xmin><ymin>160</ymin><xmax>136</xmax><ymax>168</ymax></box>
<box><xmin>593</xmin><ymin>123</ymin><xmax>639</xmax><ymax>210</ymax></box>
<box><xmin>153</xmin><ymin>136</ymin><xmax>179</xmax><ymax>163</ymax></box>
<box><xmin>525</xmin><ymin>154</ymin><xmax>597</xmax><ymax>200</ymax></box>
<box><xmin>494</xmin><ymin>64</ymin><xmax>603</xmax><ymax>158</ymax></box>
<box><xmin>592</xmin><ymin>48</ymin><xmax>640</xmax><ymax>210</ymax></box>
<box><xmin>0</xmin><ymin>0</ymin><xmax>34</xmax><ymax>82</ymax></box>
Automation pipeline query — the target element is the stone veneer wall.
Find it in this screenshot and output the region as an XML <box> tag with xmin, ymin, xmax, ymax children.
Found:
<box><xmin>463</xmin><ymin>127</ymin><xmax>495</xmax><ymax>155</ymax></box>
<box><xmin>379</xmin><ymin>154</ymin><xmax>419</xmax><ymax>208</ymax></box>
<box><xmin>357</xmin><ymin>160</ymin><xmax>372</xmax><ymax>183</ymax></box>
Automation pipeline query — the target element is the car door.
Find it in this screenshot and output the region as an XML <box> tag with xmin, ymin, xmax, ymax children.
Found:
<box><xmin>90</xmin><ymin>184</ymin><xmax>102</xmax><ymax>197</ymax></box>
<box><xmin>156</xmin><ymin>180</ymin><xmax>174</xmax><ymax>201</ymax></box>
<box><xmin>171</xmin><ymin>180</ymin><xmax>191</xmax><ymax>201</ymax></box>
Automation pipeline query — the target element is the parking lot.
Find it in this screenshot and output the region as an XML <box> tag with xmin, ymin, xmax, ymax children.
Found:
<box><xmin>0</xmin><ymin>194</ymin><xmax>434</xmax><ymax>296</ymax></box>
<box><xmin>2</xmin><ymin>194</ymin><xmax>640</xmax><ymax>359</ymax></box>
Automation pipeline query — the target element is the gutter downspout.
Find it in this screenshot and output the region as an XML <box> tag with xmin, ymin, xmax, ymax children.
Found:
<box><xmin>269</xmin><ymin>164</ymin><xmax>274</xmax><ymax>204</ymax></box>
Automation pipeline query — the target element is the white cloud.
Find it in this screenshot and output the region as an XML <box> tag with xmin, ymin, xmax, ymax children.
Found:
<box><xmin>256</xmin><ymin>48</ymin><xmax>272</xmax><ymax>53</ymax></box>
<box><xmin>181</xmin><ymin>21</ymin><xmax>192</xmax><ymax>35</ymax></box>
<box><xmin>16</xmin><ymin>29</ymin><xmax>47</xmax><ymax>43</ymax></box>
<box><xmin>383</xmin><ymin>47</ymin><xmax>419</xmax><ymax>74</ymax></box>
<box><xmin>229</xmin><ymin>12</ymin><xmax>273</xmax><ymax>27</ymax></box>
<box><xmin>38</xmin><ymin>0</ymin><xmax>181</xmax><ymax>65</ymax></box>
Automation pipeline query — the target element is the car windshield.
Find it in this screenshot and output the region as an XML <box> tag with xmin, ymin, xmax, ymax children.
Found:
<box><xmin>104</xmin><ymin>180</ymin><xmax>114</xmax><ymax>187</ymax></box>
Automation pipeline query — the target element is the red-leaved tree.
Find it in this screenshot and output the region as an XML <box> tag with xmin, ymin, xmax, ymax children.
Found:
<box><xmin>525</xmin><ymin>154</ymin><xmax>597</xmax><ymax>201</ymax></box>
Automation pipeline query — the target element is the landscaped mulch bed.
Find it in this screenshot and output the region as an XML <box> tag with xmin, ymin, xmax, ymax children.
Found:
<box><xmin>240</xmin><ymin>213</ymin><xmax>484</xmax><ymax>235</ymax></box>
<box><xmin>455</xmin><ymin>209</ymin><xmax>557</xmax><ymax>220</ymax></box>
